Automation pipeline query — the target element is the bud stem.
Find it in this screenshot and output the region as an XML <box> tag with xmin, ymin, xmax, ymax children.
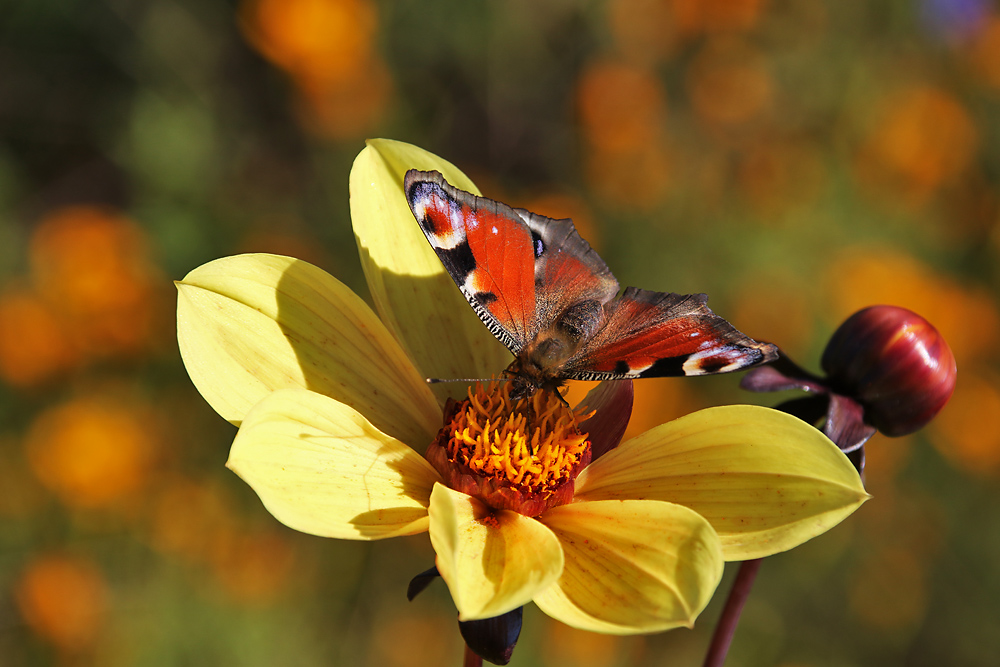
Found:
<box><xmin>463</xmin><ymin>644</ymin><xmax>483</xmax><ymax>667</ymax></box>
<box><xmin>701</xmin><ymin>558</ymin><xmax>763</xmax><ymax>667</ymax></box>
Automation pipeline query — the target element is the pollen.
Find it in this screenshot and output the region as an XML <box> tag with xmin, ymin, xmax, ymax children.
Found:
<box><xmin>425</xmin><ymin>381</ymin><xmax>592</xmax><ymax>517</ymax></box>
<box><xmin>452</xmin><ymin>382</ymin><xmax>590</xmax><ymax>490</ymax></box>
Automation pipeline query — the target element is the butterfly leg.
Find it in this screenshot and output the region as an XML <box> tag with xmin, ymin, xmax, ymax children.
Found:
<box><xmin>551</xmin><ymin>387</ymin><xmax>571</xmax><ymax>409</ymax></box>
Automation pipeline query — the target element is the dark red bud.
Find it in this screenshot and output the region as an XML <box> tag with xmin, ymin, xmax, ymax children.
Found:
<box><xmin>821</xmin><ymin>305</ymin><xmax>957</xmax><ymax>436</ymax></box>
<box><xmin>577</xmin><ymin>379</ymin><xmax>634</xmax><ymax>460</ymax></box>
<box><xmin>459</xmin><ymin>607</ymin><xmax>522</xmax><ymax>665</ymax></box>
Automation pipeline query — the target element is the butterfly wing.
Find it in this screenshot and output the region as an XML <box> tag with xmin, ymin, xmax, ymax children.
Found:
<box><xmin>564</xmin><ymin>287</ymin><xmax>778</xmax><ymax>379</ymax></box>
<box><xmin>405</xmin><ymin>170</ymin><xmax>539</xmax><ymax>353</ymax></box>
<box><xmin>405</xmin><ymin>170</ymin><xmax>621</xmax><ymax>355</ymax></box>
<box><xmin>513</xmin><ymin>208</ymin><xmax>619</xmax><ymax>328</ymax></box>
<box><xmin>406</xmin><ymin>170</ymin><xmax>773</xmax><ymax>386</ymax></box>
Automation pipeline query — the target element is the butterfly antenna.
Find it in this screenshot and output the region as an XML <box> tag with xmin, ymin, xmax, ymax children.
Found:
<box><xmin>425</xmin><ymin>377</ymin><xmax>511</xmax><ymax>384</ymax></box>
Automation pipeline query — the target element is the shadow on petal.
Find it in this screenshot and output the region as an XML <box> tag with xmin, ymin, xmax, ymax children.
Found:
<box><xmin>228</xmin><ymin>388</ymin><xmax>439</xmax><ymax>540</ymax></box>
<box><xmin>353</xmin><ymin>247</ymin><xmax>511</xmax><ymax>405</ymax></box>
<box><xmin>347</xmin><ymin>436</ymin><xmax>443</xmax><ymax>538</ymax></box>
<box><xmin>349</xmin><ymin>507</ymin><xmax>433</xmax><ymax>537</ymax></box>
<box><xmin>273</xmin><ymin>258</ymin><xmax>443</xmax><ymax>448</ymax></box>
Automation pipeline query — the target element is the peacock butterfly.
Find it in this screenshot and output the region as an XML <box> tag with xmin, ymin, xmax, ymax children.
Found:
<box><xmin>404</xmin><ymin>169</ymin><xmax>777</xmax><ymax>398</ymax></box>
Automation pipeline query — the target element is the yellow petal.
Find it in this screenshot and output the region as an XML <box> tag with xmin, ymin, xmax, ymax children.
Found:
<box><xmin>534</xmin><ymin>499</ymin><xmax>723</xmax><ymax>634</ymax></box>
<box><xmin>428</xmin><ymin>483</ymin><xmax>564</xmax><ymax>620</ymax></box>
<box><xmin>576</xmin><ymin>405</ymin><xmax>870</xmax><ymax>560</ymax></box>
<box><xmin>176</xmin><ymin>253</ymin><xmax>439</xmax><ymax>445</ymax></box>
<box><xmin>350</xmin><ymin>139</ymin><xmax>511</xmax><ymax>402</ymax></box>
<box><xmin>227</xmin><ymin>387</ymin><xmax>441</xmax><ymax>540</ymax></box>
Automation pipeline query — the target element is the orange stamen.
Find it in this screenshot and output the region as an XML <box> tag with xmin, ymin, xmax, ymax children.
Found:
<box><xmin>426</xmin><ymin>381</ymin><xmax>593</xmax><ymax>516</ymax></box>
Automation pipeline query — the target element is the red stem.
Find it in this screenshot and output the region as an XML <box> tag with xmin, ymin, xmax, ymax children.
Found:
<box><xmin>701</xmin><ymin>558</ymin><xmax>763</xmax><ymax>667</ymax></box>
<box><xmin>463</xmin><ymin>644</ymin><xmax>483</xmax><ymax>667</ymax></box>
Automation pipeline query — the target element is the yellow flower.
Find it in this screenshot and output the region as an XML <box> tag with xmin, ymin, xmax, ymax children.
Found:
<box><xmin>176</xmin><ymin>139</ymin><xmax>868</xmax><ymax>634</ymax></box>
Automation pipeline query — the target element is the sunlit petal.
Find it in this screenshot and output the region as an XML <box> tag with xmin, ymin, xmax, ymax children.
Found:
<box><xmin>576</xmin><ymin>405</ymin><xmax>869</xmax><ymax>560</ymax></box>
<box><xmin>350</xmin><ymin>139</ymin><xmax>511</xmax><ymax>402</ymax></box>
<box><xmin>428</xmin><ymin>484</ymin><xmax>564</xmax><ymax>620</ymax></box>
<box><xmin>228</xmin><ymin>388</ymin><xmax>441</xmax><ymax>540</ymax></box>
<box><xmin>176</xmin><ymin>253</ymin><xmax>439</xmax><ymax>445</ymax></box>
<box><xmin>534</xmin><ymin>499</ymin><xmax>723</xmax><ymax>634</ymax></box>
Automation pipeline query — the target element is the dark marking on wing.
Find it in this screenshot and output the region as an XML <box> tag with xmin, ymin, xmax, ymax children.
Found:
<box><xmin>530</xmin><ymin>229</ymin><xmax>545</xmax><ymax>258</ymax></box>
<box><xmin>474</xmin><ymin>291</ymin><xmax>498</xmax><ymax>307</ymax></box>
<box><xmin>437</xmin><ymin>239</ymin><xmax>477</xmax><ymax>282</ymax></box>
<box><xmin>635</xmin><ymin>356</ymin><xmax>689</xmax><ymax>377</ymax></box>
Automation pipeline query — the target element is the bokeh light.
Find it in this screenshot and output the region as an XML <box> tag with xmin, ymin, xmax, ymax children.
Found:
<box><xmin>929</xmin><ymin>372</ymin><xmax>1000</xmax><ymax>476</ymax></box>
<box><xmin>29</xmin><ymin>206</ymin><xmax>164</xmax><ymax>359</ymax></box>
<box><xmin>686</xmin><ymin>38</ymin><xmax>774</xmax><ymax>135</ymax></box>
<box><xmin>15</xmin><ymin>554</ymin><xmax>109</xmax><ymax>653</ymax></box>
<box><xmin>854</xmin><ymin>84</ymin><xmax>977</xmax><ymax>207</ymax></box>
<box><xmin>578</xmin><ymin>60</ymin><xmax>672</xmax><ymax>208</ymax></box>
<box><xmin>239</xmin><ymin>0</ymin><xmax>391</xmax><ymax>138</ymax></box>
<box><xmin>0</xmin><ymin>287</ymin><xmax>75</xmax><ymax>388</ymax></box>
<box><xmin>25</xmin><ymin>394</ymin><xmax>156</xmax><ymax>510</ymax></box>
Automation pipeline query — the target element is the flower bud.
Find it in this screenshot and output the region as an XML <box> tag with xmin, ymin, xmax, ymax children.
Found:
<box><xmin>459</xmin><ymin>607</ymin><xmax>523</xmax><ymax>665</ymax></box>
<box><xmin>821</xmin><ymin>306</ymin><xmax>956</xmax><ymax>436</ymax></box>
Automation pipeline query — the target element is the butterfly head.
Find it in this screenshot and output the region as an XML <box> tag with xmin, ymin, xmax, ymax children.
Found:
<box><xmin>504</xmin><ymin>358</ymin><xmax>564</xmax><ymax>402</ymax></box>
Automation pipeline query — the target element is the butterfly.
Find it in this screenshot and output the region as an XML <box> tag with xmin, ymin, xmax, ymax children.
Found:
<box><xmin>404</xmin><ymin>169</ymin><xmax>778</xmax><ymax>399</ymax></box>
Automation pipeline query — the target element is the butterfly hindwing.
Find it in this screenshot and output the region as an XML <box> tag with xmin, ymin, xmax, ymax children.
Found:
<box><xmin>565</xmin><ymin>287</ymin><xmax>777</xmax><ymax>380</ymax></box>
<box><xmin>405</xmin><ymin>170</ymin><xmax>538</xmax><ymax>353</ymax></box>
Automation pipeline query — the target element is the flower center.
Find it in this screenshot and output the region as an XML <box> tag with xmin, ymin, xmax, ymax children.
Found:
<box><xmin>425</xmin><ymin>381</ymin><xmax>592</xmax><ymax>517</ymax></box>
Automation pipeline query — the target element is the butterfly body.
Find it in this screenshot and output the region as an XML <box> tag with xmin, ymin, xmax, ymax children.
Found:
<box><xmin>505</xmin><ymin>305</ymin><xmax>602</xmax><ymax>396</ymax></box>
<box><xmin>404</xmin><ymin>169</ymin><xmax>777</xmax><ymax>398</ymax></box>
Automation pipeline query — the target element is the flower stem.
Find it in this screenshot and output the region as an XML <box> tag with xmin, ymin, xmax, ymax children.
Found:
<box><xmin>701</xmin><ymin>558</ymin><xmax>763</xmax><ymax>667</ymax></box>
<box><xmin>463</xmin><ymin>644</ymin><xmax>483</xmax><ymax>667</ymax></box>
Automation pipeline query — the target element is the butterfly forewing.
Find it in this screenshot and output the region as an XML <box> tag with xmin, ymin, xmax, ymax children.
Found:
<box><xmin>405</xmin><ymin>170</ymin><xmax>537</xmax><ymax>353</ymax></box>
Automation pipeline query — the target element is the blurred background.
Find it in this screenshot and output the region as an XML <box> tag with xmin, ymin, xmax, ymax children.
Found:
<box><xmin>1</xmin><ymin>0</ymin><xmax>998</xmax><ymax>665</ymax></box>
